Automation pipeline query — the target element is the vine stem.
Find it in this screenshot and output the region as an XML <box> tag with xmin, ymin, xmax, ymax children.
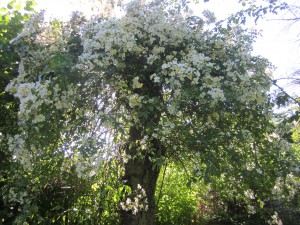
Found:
<box><xmin>156</xmin><ymin>162</ymin><xmax>168</xmax><ymax>208</ymax></box>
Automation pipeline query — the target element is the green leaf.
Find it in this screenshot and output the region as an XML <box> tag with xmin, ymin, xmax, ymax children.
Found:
<box><xmin>2</xmin><ymin>14</ymin><xmax>10</xmax><ymax>22</ymax></box>
<box><xmin>7</xmin><ymin>0</ymin><xmax>16</xmax><ymax>10</ymax></box>
<box><xmin>0</xmin><ymin>7</ymin><xmax>8</xmax><ymax>14</ymax></box>
<box><xmin>15</xmin><ymin>2</ymin><xmax>22</xmax><ymax>11</ymax></box>
<box><xmin>24</xmin><ymin>0</ymin><xmax>37</xmax><ymax>11</ymax></box>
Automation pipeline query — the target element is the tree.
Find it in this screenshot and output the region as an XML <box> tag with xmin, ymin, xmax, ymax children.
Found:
<box><xmin>4</xmin><ymin>0</ymin><xmax>292</xmax><ymax>224</ymax></box>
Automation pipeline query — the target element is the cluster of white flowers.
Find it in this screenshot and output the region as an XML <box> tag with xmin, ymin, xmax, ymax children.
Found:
<box><xmin>128</xmin><ymin>93</ymin><xmax>144</xmax><ymax>109</ymax></box>
<box><xmin>3</xmin><ymin>9</ymin><xmax>92</xmax><ymax>169</ymax></box>
<box><xmin>132</xmin><ymin>76</ymin><xmax>143</xmax><ymax>89</ymax></box>
<box><xmin>272</xmin><ymin>177</ymin><xmax>285</xmax><ymax>198</ymax></box>
<box><xmin>5</xmin><ymin>78</ymin><xmax>80</xmax><ymax>165</ymax></box>
<box><xmin>155</xmin><ymin>119</ymin><xmax>176</xmax><ymax>144</ymax></box>
<box><xmin>244</xmin><ymin>189</ymin><xmax>255</xmax><ymax>200</ymax></box>
<box><xmin>245</xmin><ymin>162</ymin><xmax>256</xmax><ymax>172</ymax></box>
<box><xmin>10</xmin><ymin>11</ymin><xmax>45</xmax><ymax>44</ymax></box>
<box><xmin>7</xmin><ymin>134</ymin><xmax>33</xmax><ymax>168</ymax></box>
<box><xmin>272</xmin><ymin>174</ymin><xmax>299</xmax><ymax>200</ymax></box>
<box><xmin>120</xmin><ymin>184</ymin><xmax>148</xmax><ymax>215</ymax></box>
<box><xmin>6</xmin><ymin>187</ymin><xmax>29</xmax><ymax>206</ymax></box>
<box><xmin>268</xmin><ymin>212</ymin><xmax>283</xmax><ymax>225</ymax></box>
<box><xmin>6</xmin><ymin>79</ymin><xmax>53</xmax><ymax>123</ymax></box>
<box><xmin>207</xmin><ymin>88</ymin><xmax>225</xmax><ymax>102</ymax></box>
<box><xmin>139</xmin><ymin>135</ymin><xmax>149</xmax><ymax>150</ymax></box>
<box><xmin>246</xmin><ymin>204</ymin><xmax>256</xmax><ymax>214</ymax></box>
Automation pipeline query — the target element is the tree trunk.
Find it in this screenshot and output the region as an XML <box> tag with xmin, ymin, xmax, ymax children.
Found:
<box><xmin>120</xmin><ymin>126</ymin><xmax>162</xmax><ymax>225</ymax></box>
